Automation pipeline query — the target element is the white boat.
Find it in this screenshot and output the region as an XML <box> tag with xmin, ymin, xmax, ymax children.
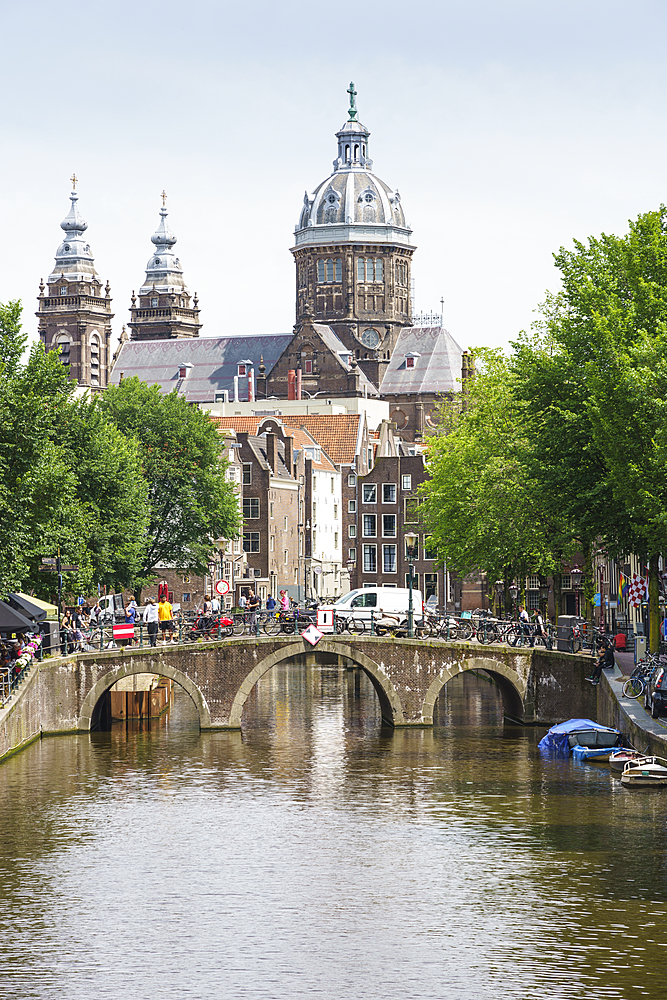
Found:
<box><xmin>620</xmin><ymin>756</ymin><xmax>667</xmax><ymax>787</ymax></box>
<box><xmin>609</xmin><ymin>749</ymin><xmax>644</xmax><ymax>773</ymax></box>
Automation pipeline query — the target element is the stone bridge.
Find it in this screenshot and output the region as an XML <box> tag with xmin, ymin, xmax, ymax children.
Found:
<box><xmin>0</xmin><ymin>636</ymin><xmax>596</xmax><ymax>756</ymax></box>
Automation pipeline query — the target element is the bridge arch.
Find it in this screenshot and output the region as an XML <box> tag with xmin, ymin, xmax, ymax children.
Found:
<box><xmin>228</xmin><ymin>640</ymin><xmax>405</xmax><ymax>727</ymax></box>
<box><xmin>77</xmin><ymin>661</ymin><xmax>212</xmax><ymax>731</ymax></box>
<box><xmin>421</xmin><ymin>655</ymin><xmax>525</xmax><ymax>724</ymax></box>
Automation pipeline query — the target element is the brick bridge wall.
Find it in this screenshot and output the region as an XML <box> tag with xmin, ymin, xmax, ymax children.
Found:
<box><xmin>0</xmin><ymin>637</ymin><xmax>596</xmax><ymax>760</ymax></box>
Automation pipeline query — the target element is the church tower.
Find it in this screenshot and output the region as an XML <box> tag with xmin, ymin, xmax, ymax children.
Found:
<box><xmin>37</xmin><ymin>178</ymin><xmax>113</xmax><ymax>390</ymax></box>
<box><xmin>292</xmin><ymin>84</ymin><xmax>415</xmax><ymax>386</ymax></box>
<box><xmin>128</xmin><ymin>193</ymin><xmax>201</xmax><ymax>341</ymax></box>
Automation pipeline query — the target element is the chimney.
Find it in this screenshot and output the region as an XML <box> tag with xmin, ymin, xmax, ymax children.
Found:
<box><xmin>284</xmin><ymin>434</ymin><xmax>294</xmax><ymax>474</ymax></box>
<box><xmin>266</xmin><ymin>433</ymin><xmax>277</xmax><ymax>473</ymax></box>
<box><xmin>248</xmin><ymin>371</ymin><xmax>254</xmax><ymax>402</ymax></box>
<box><xmin>296</xmin><ymin>368</ymin><xmax>302</xmax><ymax>400</ymax></box>
<box><xmin>288</xmin><ymin>369</ymin><xmax>296</xmax><ymax>400</ymax></box>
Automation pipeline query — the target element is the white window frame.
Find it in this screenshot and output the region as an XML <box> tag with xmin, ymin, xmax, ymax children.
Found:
<box><xmin>362</xmin><ymin>484</ymin><xmax>377</xmax><ymax>503</ymax></box>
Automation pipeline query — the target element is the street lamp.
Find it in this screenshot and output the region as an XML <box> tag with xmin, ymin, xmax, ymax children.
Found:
<box><xmin>495</xmin><ymin>580</ymin><xmax>504</xmax><ymax>617</ymax></box>
<box><xmin>570</xmin><ymin>565</ymin><xmax>583</xmax><ymax>617</ymax></box>
<box><xmin>405</xmin><ymin>530</ymin><xmax>418</xmax><ymax>639</ymax></box>
<box><xmin>508</xmin><ymin>583</ymin><xmax>519</xmax><ymax>620</ymax></box>
<box><xmin>538</xmin><ymin>575</ymin><xmax>550</xmax><ymax>614</ymax></box>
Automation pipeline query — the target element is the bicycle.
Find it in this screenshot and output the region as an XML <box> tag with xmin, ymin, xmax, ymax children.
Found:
<box><xmin>623</xmin><ymin>660</ymin><xmax>654</xmax><ymax>699</ymax></box>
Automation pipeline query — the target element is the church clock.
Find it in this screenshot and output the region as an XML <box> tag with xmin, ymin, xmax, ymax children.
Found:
<box><xmin>360</xmin><ymin>328</ymin><xmax>380</xmax><ymax>349</ymax></box>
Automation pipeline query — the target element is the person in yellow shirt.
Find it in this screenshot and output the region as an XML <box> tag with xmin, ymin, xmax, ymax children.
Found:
<box><xmin>158</xmin><ymin>597</ymin><xmax>175</xmax><ymax>643</ymax></box>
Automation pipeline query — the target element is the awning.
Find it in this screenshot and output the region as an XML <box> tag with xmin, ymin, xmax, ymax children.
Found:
<box><xmin>7</xmin><ymin>592</ymin><xmax>59</xmax><ymax>622</ymax></box>
<box><xmin>0</xmin><ymin>600</ymin><xmax>38</xmax><ymax>633</ymax></box>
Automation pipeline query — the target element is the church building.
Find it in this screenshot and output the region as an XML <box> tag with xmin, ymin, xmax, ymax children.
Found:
<box><xmin>290</xmin><ymin>83</ymin><xmax>415</xmax><ymax>389</ymax></box>
<box><xmin>37</xmin><ymin>178</ymin><xmax>113</xmax><ymax>390</ymax></box>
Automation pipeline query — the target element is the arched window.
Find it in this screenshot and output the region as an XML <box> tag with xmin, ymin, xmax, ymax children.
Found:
<box><xmin>90</xmin><ymin>335</ymin><xmax>101</xmax><ymax>386</ymax></box>
<box><xmin>318</xmin><ymin>260</ymin><xmax>326</xmax><ymax>283</ymax></box>
<box><xmin>365</xmin><ymin>259</ymin><xmax>374</xmax><ymax>282</ymax></box>
<box><xmin>56</xmin><ymin>335</ymin><xmax>71</xmax><ymax>366</ymax></box>
<box><xmin>335</xmin><ymin>258</ymin><xmax>342</xmax><ymax>282</ymax></box>
<box><xmin>326</xmin><ymin>259</ymin><xmax>334</xmax><ymax>282</ymax></box>
<box><xmin>354</xmin><ymin>144</ymin><xmax>359</xmax><ymax>160</ymax></box>
<box><xmin>375</xmin><ymin>259</ymin><xmax>383</xmax><ymax>282</ymax></box>
<box><xmin>345</xmin><ymin>144</ymin><xmax>350</xmax><ymax>162</ymax></box>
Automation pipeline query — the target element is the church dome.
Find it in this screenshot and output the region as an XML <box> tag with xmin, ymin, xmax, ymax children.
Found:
<box><xmin>47</xmin><ymin>182</ymin><xmax>97</xmax><ymax>285</ymax></box>
<box><xmin>293</xmin><ymin>83</ymin><xmax>411</xmax><ymax>249</ymax></box>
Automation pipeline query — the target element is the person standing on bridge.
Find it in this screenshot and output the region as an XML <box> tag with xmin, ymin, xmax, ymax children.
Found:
<box><xmin>158</xmin><ymin>595</ymin><xmax>175</xmax><ymax>644</ymax></box>
<box><xmin>143</xmin><ymin>599</ymin><xmax>159</xmax><ymax>647</ymax></box>
<box><xmin>246</xmin><ymin>589</ymin><xmax>260</xmax><ymax>635</ymax></box>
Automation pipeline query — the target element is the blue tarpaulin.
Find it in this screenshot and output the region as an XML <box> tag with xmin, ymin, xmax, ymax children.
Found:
<box><xmin>538</xmin><ymin>718</ymin><xmax>620</xmax><ymax>755</ymax></box>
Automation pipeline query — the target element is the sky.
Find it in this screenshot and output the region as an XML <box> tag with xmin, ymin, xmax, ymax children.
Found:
<box><xmin>2</xmin><ymin>0</ymin><xmax>667</xmax><ymax>353</ymax></box>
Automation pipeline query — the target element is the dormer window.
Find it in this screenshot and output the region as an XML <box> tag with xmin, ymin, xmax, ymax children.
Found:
<box><xmin>405</xmin><ymin>353</ymin><xmax>421</xmax><ymax>369</ymax></box>
<box><xmin>60</xmin><ymin>286</ymin><xmax>67</xmax><ymax>296</ymax></box>
<box><xmin>150</xmin><ymin>297</ymin><xmax>158</xmax><ymax>308</ymax></box>
<box><xmin>179</xmin><ymin>366</ymin><xmax>187</xmax><ymax>379</ymax></box>
<box><xmin>238</xmin><ymin>364</ymin><xmax>246</xmax><ymax>376</ymax></box>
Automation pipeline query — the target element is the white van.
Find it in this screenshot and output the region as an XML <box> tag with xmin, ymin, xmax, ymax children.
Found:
<box><xmin>317</xmin><ymin>587</ymin><xmax>424</xmax><ymax>633</ymax></box>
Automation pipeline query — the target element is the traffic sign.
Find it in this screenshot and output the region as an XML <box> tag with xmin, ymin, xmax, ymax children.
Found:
<box><xmin>60</xmin><ymin>565</ymin><xmax>79</xmax><ymax>572</ymax></box>
<box><xmin>41</xmin><ymin>557</ymin><xmax>57</xmax><ymax>565</ymax></box>
<box><xmin>38</xmin><ymin>566</ymin><xmax>56</xmax><ymax>573</ymax></box>
<box><xmin>214</xmin><ymin>579</ymin><xmax>230</xmax><ymax>596</ymax></box>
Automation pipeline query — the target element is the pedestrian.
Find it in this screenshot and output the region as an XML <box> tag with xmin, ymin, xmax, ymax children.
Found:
<box><xmin>203</xmin><ymin>594</ymin><xmax>212</xmax><ymax>617</ymax></box>
<box><xmin>238</xmin><ymin>592</ymin><xmax>247</xmax><ymax>610</ymax></box>
<box><xmin>518</xmin><ymin>604</ymin><xmax>533</xmax><ymax>646</ymax></box>
<box><xmin>211</xmin><ymin>594</ymin><xmax>220</xmax><ymax>614</ymax></box>
<box><xmin>143</xmin><ymin>599</ymin><xmax>159</xmax><ymax>647</ymax></box>
<box><xmin>71</xmin><ymin>607</ymin><xmax>85</xmax><ymax>651</ymax></box>
<box><xmin>533</xmin><ymin>609</ymin><xmax>548</xmax><ymax>647</ymax></box>
<box><xmin>280</xmin><ymin>589</ymin><xmax>289</xmax><ymax>612</ymax></box>
<box><xmin>266</xmin><ymin>594</ymin><xmax>276</xmax><ymax>612</ymax></box>
<box><xmin>158</xmin><ymin>594</ymin><xmax>176</xmax><ymax>644</ymax></box>
<box><xmin>124</xmin><ymin>603</ymin><xmax>136</xmax><ymax>646</ymax></box>
<box><xmin>246</xmin><ymin>589</ymin><xmax>260</xmax><ymax>634</ymax></box>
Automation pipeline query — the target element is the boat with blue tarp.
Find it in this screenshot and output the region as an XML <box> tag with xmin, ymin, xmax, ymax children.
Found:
<box><xmin>538</xmin><ymin>718</ymin><xmax>621</xmax><ymax>756</ymax></box>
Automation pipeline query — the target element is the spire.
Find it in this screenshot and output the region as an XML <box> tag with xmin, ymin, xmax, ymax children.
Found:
<box><xmin>47</xmin><ymin>179</ymin><xmax>96</xmax><ymax>283</ymax></box>
<box><xmin>347</xmin><ymin>81</ymin><xmax>358</xmax><ymax>121</ymax></box>
<box><xmin>334</xmin><ymin>82</ymin><xmax>372</xmax><ymax>171</ymax></box>
<box><xmin>141</xmin><ymin>192</ymin><xmax>184</xmax><ymax>292</ymax></box>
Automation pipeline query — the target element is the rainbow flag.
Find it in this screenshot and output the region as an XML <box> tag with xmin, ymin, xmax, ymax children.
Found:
<box><xmin>618</xmin><ymin>572</ymin><xmax>629</xmax><ymax>603</ymax></box>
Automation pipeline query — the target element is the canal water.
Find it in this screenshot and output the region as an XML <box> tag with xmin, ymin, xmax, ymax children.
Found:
<box><xmin>1</xmin><ymin>665</ymin><xmax>666</xmax><ymax>999</ymax></box>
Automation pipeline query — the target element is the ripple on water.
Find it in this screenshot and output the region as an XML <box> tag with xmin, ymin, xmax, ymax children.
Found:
<box><xmin>0</xmin><ymin>667</ymin><xmax>666</xmax><ymax>999</ymax></box>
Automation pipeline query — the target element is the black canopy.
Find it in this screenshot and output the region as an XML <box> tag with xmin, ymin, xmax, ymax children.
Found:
<box><xmin>0</xmin><ymin>600</ymin><xmax>37</xmax><ymax>633</ymax></box>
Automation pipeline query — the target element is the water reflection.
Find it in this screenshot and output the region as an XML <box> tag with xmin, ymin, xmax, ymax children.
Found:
<box><xmin>0</xmin><ymin>665</ymin><xmax>666</xmax><ymax>999</ymax></box>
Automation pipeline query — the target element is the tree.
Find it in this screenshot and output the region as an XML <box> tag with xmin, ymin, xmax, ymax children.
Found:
<box><xmin>420</xmin><ymin>348</ymin><xmax>568</xmax><ymax>604</ymax></box>
<box><xmin>0</xmin><ymin>302</ymin><xmax>151</xmax><ymax>601</ymax></box>
<box><xmin>98</xmin><ymin>378</ymin><xmax>240</xmax><ymax>596</ymax></box>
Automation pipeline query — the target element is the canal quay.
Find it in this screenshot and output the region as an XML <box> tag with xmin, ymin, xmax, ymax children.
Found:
<box><xmin>1</xmin><ymin>639</ymin><xmax>667</xmax><ymax>999</ymax></box>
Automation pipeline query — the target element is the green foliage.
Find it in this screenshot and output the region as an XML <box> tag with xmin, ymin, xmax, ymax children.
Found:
<box><xmin>98</xmin><ymin>377</ymin><xmax>240</xmax><ymax>583</ymax></box>
<box><xmin>420</xmin><ymin>348</ymin><xmax>565</xmax><ymax>588</ymax></box>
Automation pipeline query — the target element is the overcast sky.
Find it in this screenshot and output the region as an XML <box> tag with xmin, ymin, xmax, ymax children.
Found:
<box><xmin>2</xmin><ymin>0</ymin><xmax>667</xmax><ymax>353</ymax></box>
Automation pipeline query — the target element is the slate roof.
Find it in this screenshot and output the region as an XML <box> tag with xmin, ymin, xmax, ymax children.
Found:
<box><xmin>380</xmin><ymin>326</ymin><xmax>465</xmax><ymax>395</ymax></box>
<box><xmin>212</xmin><ymin>413</ymin><xmax>363</xmax><ymax>466</ymax></box>
<box><xmin>109</xmin><ymin>334</ymin><xmax>293</xmax><ymax>403</ymax></box>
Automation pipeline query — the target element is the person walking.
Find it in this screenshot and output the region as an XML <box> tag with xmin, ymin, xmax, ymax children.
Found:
<box><xmin>280</xmin><ymin>589</ymin><xmax>290</xmax><ymax>612</ymax></box>
<box><xmin>266</xmin><ymin>594</ymin><xmax>276</xmax><ymax>612</ymax></box>
<box><xmin>124</xmin><ymin>602</ymin><xmax>136</xmax><ymax>646</ymax></box>
<box><xmin>246</xmin><ymin>589</ymin><xmax>260</xmax><ymax>634</ymax></box>
<box><xmin>143</xmin><ymin>599</ymin><xmax>159</xmax><ymax>647</ymax></box>
<box><xmin>158</xmin><ymin>594</ymin><xmax>175</xmax><ymax>643</ymax></box>
<box><xmin>519</xmin><ymin>605</ymin><xmax>533</xmax><ymax>647</ymax></box>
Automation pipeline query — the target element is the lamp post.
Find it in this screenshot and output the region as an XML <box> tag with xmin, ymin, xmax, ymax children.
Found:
<box><xmin>509</xmin><ymin>583</ymin><xmax>519</xmax><ymax>621</ymax></box>
<box><xmin>405</xmin><ymin>530</ymin><xmax>418</xmax><ymax>639</ymax></box>
<box><xmin>570</xmin><ymin>565</ymin><xmax>583</xmax><ymax>617</ymax></box>
<box><xmin>538</xmin><ymin>576</ymin><xmax>550</xmax><ymax>616</ymax></box>
<box><xmin>495</xmin><ymin>580</ymin><xmax>504</xmax><ymax>618</ymax></box>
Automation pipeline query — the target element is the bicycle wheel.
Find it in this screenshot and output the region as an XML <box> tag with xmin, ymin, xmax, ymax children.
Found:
<box><xmin>231</xmin><ymin>617</ymin><xmax>246</xmax><ymax>636</ymax></box>
<box><xmin>348</xmin><ymin>617</ymin><xmax>367</xmax><ymax>635</ymax></box>
<box><xmin>262</xmin><ymin>617</ymin><xmax>282</xmax><ymax>636</ymax></box>
<box><xmin>506</xmin><ymin>626</ymin><xmax>522</xmax><ymax>647</ymax></box>
<box><xmin>334</xmin><ymin>616</ymin><xmax>347</xmax><ymax>635</ymax></box>
<box><xmin>476</xmin><ymin>625</ymin><xmax>495</xmax><ymax>645</ymax></box>
<box><xmin>623</xmin><ymin>676</ymin><xmax>645</xmax><ymax>699</ymax></box>
<box><xmin>280</xmin><ymin>617</ymin><xmax>297</xmax><ymax>634</ymax></box>
<box><xmin>415</xmin><ymin>621</ymin><xmax>433</xmax><ymax>639</ymax></box>
<box><xmin>455</xmin><ymin>622</ymin><xmax>473</xmax><ymax>641</ymax></box>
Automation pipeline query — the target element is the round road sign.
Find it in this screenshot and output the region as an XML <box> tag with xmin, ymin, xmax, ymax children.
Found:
<box><xmin>214</xmin><ymin>579</ymin><xmax>230</xmax><ymax>596</ymax></box>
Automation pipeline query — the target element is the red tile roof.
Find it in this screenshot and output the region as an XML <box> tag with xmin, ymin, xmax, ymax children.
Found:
<box><xmin>211</xmin><ymin>413</ymin><xmax>361</xmax><ymax>465</ymax></box>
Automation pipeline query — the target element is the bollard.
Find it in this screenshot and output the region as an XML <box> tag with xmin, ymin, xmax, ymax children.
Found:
<box><xmin>370</xmin><ymin>610</ymin><xmax>375</xmax><ymax>636</ymax></box>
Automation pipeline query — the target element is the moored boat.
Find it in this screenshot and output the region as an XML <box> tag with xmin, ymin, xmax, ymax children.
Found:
<box><xmin>620</xmin><ymin>756</ymin><xmax>667</xmax><ymax>787</ymax></box>
<box><xmin>572</xmin><ymin>745</ymin><xmax>617</xmax><ymax>762</ymax></box>
<box><xmin>609</xmin><ymin>748</ymin><xmax>644</xmax><ymax>773</ymax></box>
<box><xmin>538</xmin><ymin>718</ymin><xmax>621</xmax><ymax>756</ymax></box>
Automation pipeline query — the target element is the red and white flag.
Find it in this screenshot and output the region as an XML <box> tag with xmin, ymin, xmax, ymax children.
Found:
<box><xmin>627</xmin><ymin>572</ymin><xmax>648</xmax><ymax>608</ymax></box>
<box><xmin>113</xmin><ymin>623</ymin><xmax>135</xmax><ymax>641</ymax></box>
